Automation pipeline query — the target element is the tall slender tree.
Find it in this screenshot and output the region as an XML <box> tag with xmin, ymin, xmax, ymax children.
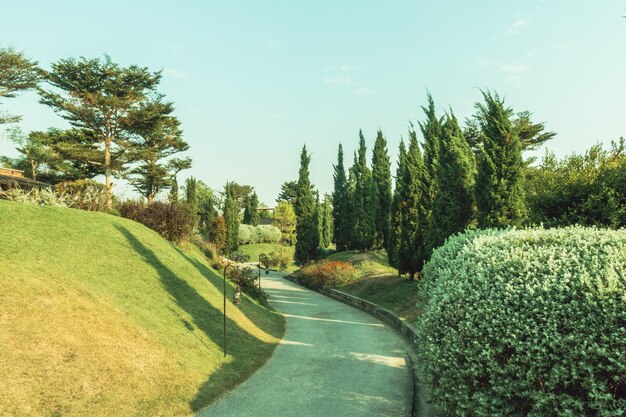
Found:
<box><xmin>169</xmin><ymin>176</ymin><xmax>179</xmax><ymax>203</ymax></box>
<box><xmin>387</xmin><ymin>140</ymin><xmax>406</xmax><ymax>270</ymax></box>
<box><xmin>426</xmin><ymin>112</ymin><xmax>476</xmax><ymax>254</ymax></box>
<box><xmin>321</xmin><ymin>194</ymin><xmax>333</xmax><ymax>249</ymax></box>
<box><xmin>223</xmin><ymin>182</ymin><xmax>240</xmax><ymax>255</ymax></box>
<box><xmin>332</xmin><ymin>144</ymin><xmax>349</xmax><ymax>251</ymax></box>
<box><xmin>39</xmin><ymin>55</ymin><xmax>162</xmax><ymax>208</ymax></box>
<box><xmin>351</xmin><ymin>130</ymin><xmax>378</xmax><ymax>251</ymax></box>
<box><xmin>372</xmin><ymin>129</ymin><xmax>392</xmax><ymax>249</ymax></box>
<box><xmin>243</xmin><ymin>192</ymin><xmax>259</xmax><ymax>225</ymax></box>
<box><xmin>294</xmin><ymin>146</ymin><xmax>319</xmax><ymax>264</ymax></box>
<box><xmin>474</xmin><ymin>90</ymin><xmax>527</xmax><ymax>227</ymax></box>
<box><xmin>398</xmin><ymin>126</ymin><xmax>424</xmax><ymax>279</ymax></box>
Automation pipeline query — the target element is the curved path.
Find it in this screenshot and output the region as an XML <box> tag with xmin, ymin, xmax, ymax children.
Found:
<box><xmin>198</xmin><ymin>272</ymin><xmax>413</xmax><ymax>417</ymax></box>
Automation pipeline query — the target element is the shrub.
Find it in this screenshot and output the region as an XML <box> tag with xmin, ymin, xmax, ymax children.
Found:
<box><xmin>233</xmin><ymin>266</ymin><xmax>268</xmax><ymax>304</ymax></box>
<box><xmin>416</xmin><ymin>226</ymin><xmax>626</xmax><ymax>417</ymax></box>
<box><xmin>55</xmin><ymin>179</ymin><xmax>107</xmax><ymax>211</ymax></box>
<box><xmin>210</xmin><ymin>216</ymin><xmax>227</xmax><ymax>251</ymax></box>
<box><xmin>297</xmin><ymin>260</ymin><xmax>356</xmax><ymax>289</ymax></box>
<box><xmin>119</xmin><ymin>201</ymin><xmax>196</xmax><ymax>244</ymax></box>
<box><xmin>0</xmin><ymin>186</ymin><xmax>67</xmax><ymax>207</ymax></box>
<box><xmin>257</xmin><ymin>225</ymin><xmax>281</xmax><ymax>243</ymax></box>
<box><xmin>238</xmin><ymin>224</ymin><xmax>254</xmax><ymax>245</ymax></box>
<box><xmin>192</xmin><ymin>234</ymin><xmax>217</xmax><ymax>260</ymax></box>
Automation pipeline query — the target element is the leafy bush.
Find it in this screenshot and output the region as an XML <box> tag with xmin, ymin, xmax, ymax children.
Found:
<box><xmin>416</xmin><ymin>226</ymin><xmax>626</xmax><ymax>417</ymax></box>
<box><xmin>238</xmin><ymin>224</ymin><xmax>254</xmax><ymax>245</ymax></box>
<box><xmin>192</xmin><ymin>234</ymin><xmax>217</xmax><ymax>260</ymax></box>
<box><xmin>233</xmin><ymin>266</ymin><xmax>268</xmax><ymax>304</ymax></box>
<box><xmin>238</xmin><ymin>224</ymin><xmax>281</xmax><ymax>245</ymax></box>
<box><xmin>119</xmin><ymin>201</ymin><xmax>196</xmax><ymax>244</ymax></box>
<box><xmin>55</xmin><ymin>179</ymin><xmax>107</xmax><ymax>211</ymax></box>
<box><xmin>297</xmin><ymin>260</ymin><xmax>356</xmax><ymax>289</ymax></box>
<box><xmin>0</xmin><ymin>186</ymin><xmax>68</xmax><ymax>207</ymax></box>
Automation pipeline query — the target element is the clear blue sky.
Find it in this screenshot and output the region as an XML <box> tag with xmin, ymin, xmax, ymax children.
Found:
<box><xmin>2</xmin><ymin>1</ymin><xmax>625</xmax><ymax>204</ymax></box>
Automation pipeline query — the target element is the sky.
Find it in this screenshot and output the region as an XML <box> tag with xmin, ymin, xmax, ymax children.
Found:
<box><xmin>1</xmin><ymin>0</ymin><xmax>625</xmax><ymax>205</ymax></box>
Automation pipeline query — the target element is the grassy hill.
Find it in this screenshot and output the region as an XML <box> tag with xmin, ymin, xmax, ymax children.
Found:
<box><xmin>0</xmin><ymin>200</ymin><xmax>284</xmax><ymax>417</ymax></box>
<box><xmin>323</xmin><ymin>251</ymin><xmax>421</xmax><ymax>322</ymax></box>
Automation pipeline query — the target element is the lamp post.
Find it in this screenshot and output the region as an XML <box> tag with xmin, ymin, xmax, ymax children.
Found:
<box><xmin>222</xmin><ymin>264</ymin><xmax>240</xmax><ymax>357</ymax></box>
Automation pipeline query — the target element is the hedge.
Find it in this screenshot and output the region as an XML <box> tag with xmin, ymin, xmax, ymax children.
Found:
<box><xmin>416</xmin><ymin>226</ymin><xmax>626</xmax><ymax>416</ymax></box>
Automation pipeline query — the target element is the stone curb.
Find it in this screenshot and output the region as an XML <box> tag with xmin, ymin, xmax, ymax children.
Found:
<box><xmin>282</xmin><ymin>274</ymin><xmax>437</xmax><ymax>417</ymax></box>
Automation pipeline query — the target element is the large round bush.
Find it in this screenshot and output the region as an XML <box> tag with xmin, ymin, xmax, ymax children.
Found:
<box><xmin>417</xmin><ymin>226</ymin><xmax>626</xmax><ymax>416</ymax></box>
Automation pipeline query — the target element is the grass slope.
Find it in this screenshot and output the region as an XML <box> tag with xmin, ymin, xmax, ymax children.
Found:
<box><xmin>0</xmin><ymin>200</ymin><xmax>284</xmax><ymax>417</ymax></box>
<box><xmin>325</xmin><ymin>251</ymin><xmax>421</xmax><ymax>322</ymax></box>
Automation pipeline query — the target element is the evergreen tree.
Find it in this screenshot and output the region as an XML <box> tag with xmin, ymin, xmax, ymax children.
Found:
<box><xmin>426</xmin><ymin>112</ymin><xmax>476</xmax><ymax>254</ymax></box>
<box><xmin>387</xmin><ymin>140</ymin><xmax>406</xmax><ymax>270</ymax></box>
<box><xmin>39</xmin><ymin>55</ymin><xmax>162</xmax><ymax>208</ymax></box>
<box><xmin>276</xmin><ymin>180</ymin><xmax>298</xmax><ymax>203</ymax></box>
<box><xmin>321</xmin><ymin>194</ymin><xmax>333</xmax><ymax>249</ymax></box>
<box><xmin>185</xmin><ymin>176</ymin><xmax>197</xmax><ymax>206</ymax></box>
<box><xmin>243</xmin><ymin>192</ymin><xmax>259</xmax><ymax>225</ymax></box>
<box><xmin>415</xmin><ymin>93</ymin><xmax>442</xmax><ymax>270</ymax></box>
<box><xmin>169</xmin><ymin>176</ymin><xmax>179</xmax><ymax>203</ymax></box>
<box><xmin>223</xmin><ymin>182</ymin><xmax>240</xmax><ymax>255</ymax></box>
<box><xmin>372</xmin><ymin>129</ymin><xmax>392</xmax><ymax>249</ymax></box>
<box><xmin>344</xmin><ymin>152</ymin><xmax>358</xmax><ymax>250</ymax></box>
<box><xmin>351</xmin><ymin>130</ymin><xmax>378</xmax><ymax>251</ymax></box>
<box><xmin>294</xmin><ymin>146</ymin><xmax>319</xmax><ymax>264</ymax></box>
<box><xmin>273</xmin><ymin>201</ymin><xmax>297</xmax><ymax>246</ymax></box>
<box><xmin>398</xmin><ymin>126</ymin><xmax>424</xmax><ymax>279</ymax></box>
<box><xmin>332</xmin><ymin>144</ymin><xmax>349</xmax><ymax>251</ymax></box>
<box><xmin>315</xmin><ymin>191</ymin><xmax>323</xmax><ymax>248</ymax></box>
<box><xmin>0</xmin><ymin>48</ymin><xmax>40</xmax><ymax>125</ymax></box>
<box><xmin>474</xmin><ymin>90</ymin><xmax>527</xmax><ymax>227</ymax></box>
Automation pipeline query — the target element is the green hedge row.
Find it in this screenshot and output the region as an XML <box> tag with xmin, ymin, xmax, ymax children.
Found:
<box><xmin>416</xmin><ymin>227</ymin><xmax>625</xmax><ymax>416</ymax></box>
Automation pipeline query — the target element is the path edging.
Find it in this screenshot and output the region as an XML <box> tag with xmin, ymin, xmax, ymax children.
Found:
<box><xmin>282</xmin><ymin>274</ymin><xmax>437</xmax><ymax>417</ymax></box>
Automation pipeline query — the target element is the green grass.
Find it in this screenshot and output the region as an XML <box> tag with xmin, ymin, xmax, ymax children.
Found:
<box><xmin>0</xmin><ymin>200</ymin><xmax>285</xmax><ymax>417</ymax></box>
<box><xmin>324</xmin><ymin>250</ymin><xmax>421</xmax><ymax>322</ymax></box>
<box><xmin>237</xmin><ymin>243</ymin><xmax>297</xmax><ymax>272</ymax></box>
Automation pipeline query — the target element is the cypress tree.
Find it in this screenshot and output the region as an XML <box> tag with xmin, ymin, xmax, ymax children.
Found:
<box><xmin>294</xmin><ymin>145</ymin><xmax>319</xmax><ymax>264</ymax></box>
<box><xmin>243</xmin><ymin>192</ymin><xmax>259</xmax><ymax>226</ymax></box>
<box><xmin>315</xmin><ymin>191</ymin><xmax>323</xmax><ymax>248</ymax></box>
<box><xmin>415</xmin><ymin>93</ymin><xmax>442</xmax><ymax>269</ymax></box>
<box><xmin>344</xmin><ymin>152</ymin><xmax>358</xmax><ymax>250</ymax></box>
<box><xmin>372</xmin><ymin>129</ymin><xmax>392</xmax><ymax>249</ymax></box>
<box><xmin>387</xmin><ymin>140</ymin><xmax>406</xmax><ymax>270</ymax></box>
<box><xmin>321</xmin><ymin>194</ymin><xmax>333</xmax><ymax>248</ymax></box>
<box><xmin>332</xmin><ymin>144</ymin><xmax>349</xmax><ymax>251</ymax></box>
<box><xmin>398</xmin><ymin>126</ymin><xmax>424</xmax><ymax>279</ymax></box>
<box><xmin>426</xmin><ymin>112</ymin><xmax>477</xmax><ymax>254</ymax></box>
<box><xmin>475</xmin><ymin>90</ymin><xmax>527</xmax><ymax>227</ymax></box>
<box><xmin>223</xmin><ymin>182</ymin><xmax>240</xmax><ymax>255</ymax></box>
<box><xmin>351</xmin><ymin>130</ymin><xmax>378</xmax><ymax>251</ymax></box>
<box><xmin>169</xmin><ymin>176</ymin><xmax>179</xmax><ymax>203</ymax></box>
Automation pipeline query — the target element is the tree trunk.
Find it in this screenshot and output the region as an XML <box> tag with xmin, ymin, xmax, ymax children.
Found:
<box><xmin>105</xmin><ymin>138</ymin><xmax>113</xmax><ymax>209</ymax></box>
<box><xmin>30</xmin><ymin>160</ymin><xmax>37</xmax><ymax>181</ymax></box>
<box><xmin>147</xmin><ymin>194</ymin><xmax>153</xmax><ymax>204</ymax></box>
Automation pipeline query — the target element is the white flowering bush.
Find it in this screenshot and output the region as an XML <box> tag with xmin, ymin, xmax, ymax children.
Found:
<box><xmin>416</xmin><ymin>226</ymin><xmax>626</xmax><ymax>417</ymax></box>
<box><xmin>238</xmin><ymin>224</ymin><xmax>281</xmax><ymax>245</ymax></box>
<box><xmin>0</xmin><ymin>187</ymin><xmax>68</xmax><ymax>207</ymax></box>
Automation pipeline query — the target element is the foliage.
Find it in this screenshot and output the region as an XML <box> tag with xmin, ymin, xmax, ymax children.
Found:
<box><xmin>417</xmin><ymin>227</ymin><xmax>626</xmax><ymax>417</ymax></box>
<box><xmin>209</xmin><ymin>216</ymin><xmax>227</xmax><ymax>251</ymax></box>
<box><xmin>39</xmin><ymin>55</ymin><xmax>162</xmax><ymax>208</ymax></box>
<box><xmin>0</xmin><ymin>186</ymin><xmax>67</xmax><ymax>207</ymax></box>
<box><xmin>192</xmin><ymin>234</ymin><xmax>217</xmax><ymax>260</ymax></box>
<box><xmin>332</xmin><ymin>143</ymin><xmax>350</xmax><ymax>251</ymax></box>
<box><xmin>273</xmin><ymin>201</ymin><xmax>297</xmax><ymax>245</ymax></box>
<box><xmin>297</xmin><ymin>260</ymin><xmax>356</xmax><ymax>289</ymax></box>
<box><xmin>223</xmin><ymin>182</ymin><xmax>240</xmax><ymax>254</ymax></box>
<box><xmin>0</xmin><ymin>47</ymin><xmax>40</xmax><ymax>124</ymax></box>
<box><xmin>350</xmin><ymin>130</ymin><xmax>378</xmax><ymax>251</ymax></box>
<box><xmin>238</xmin><ymin>224</ymin><xmax>281</xmax><ymax>245</ymax></box>
<box><xmin>275</xmin><ymin>180</ymin><xmax>298</xmax><ymax>203</ymax></box>
<box><xmin>387</xmin><ymin>140</ymin><xmax>406</xmax><ymax>270</ymax></box>
<box><xmin>294</xmin><ymin>145</ymin><xmax>319</xmax><ymax>264</ymax></box>
<box><xmin>320</xmin><ymin>194</ymin><xmax>333</xmax><ymax>248</ymax></box>
<box><xmin>119</xmin><ymin>201</ymin><xmax>196</xmax><ymax>244</ymax></box>
<box><xmin>474</xmin><ymin>90</ymin><xmax>527</xmax><ymax>227</ymax></box>
<box><xmin>425</xmin><ymin>113</ymin><xmax>476</xmax><ymax>255</ymax></box>
<box><xmin>526</xmin><ymin>139</ymin><xmax>626</xmax><ymax>228</ymax></box>
<box><xmin>398</xmin><ymin>126</ymin><xmax>424</xmax><ymax>278</ymax></box>
<box><xmin>243</xmin><ymin>191</ymin><xmax>259</xmax><ymax>226</ymax></box>
<box><xmin>55</xmin><ymin>179</ymin><xmax>108</xmax><ymax>211</ymax></box>
<box><xmin>372</xmin><ymin>129</ymin><xmax>392</xmax><ymax>249</ymax></box>
<box><xmin>232</xmin><ymin>267</ymin><xmax>269</xmax><ymax>304</ymax></box>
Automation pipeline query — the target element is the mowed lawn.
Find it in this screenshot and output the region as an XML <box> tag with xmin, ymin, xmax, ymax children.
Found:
<box><xmin>0</xmin><ymin>200</ymin><xmax>285</xmax><ymax>417</ymax></box>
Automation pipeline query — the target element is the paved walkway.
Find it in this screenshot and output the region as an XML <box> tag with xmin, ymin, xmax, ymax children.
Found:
<box><xmin>198</xmin><ymin>272</ymin><xmax>413</xmax><ymax>417</ymax></box>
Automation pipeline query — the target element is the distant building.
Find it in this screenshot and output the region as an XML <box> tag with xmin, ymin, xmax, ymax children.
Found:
<box><xmin>0</xmin><ymin>167</ymin><xmax>51</xmax><ymax>190</ymax></box>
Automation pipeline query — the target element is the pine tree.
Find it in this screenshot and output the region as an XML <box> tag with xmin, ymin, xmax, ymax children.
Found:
<box><xmin>351</xmin><ymin>130</ymin><xmax>378</xmax><ymax>251</ymax></box>
<box><xmin>387</xmin><ymin>140</ymin><xmax>406</xmax><ymax>270</ymax></box>
<box><xmin>243</xmin><ymin>192</ymin><xmax>259</xmax><ymax>225</ymax></box>
<box><xmin>0</xmin><ymin>48</ymin><xmax>40</xmax><ymax>125</ymax></box>
<box><xmin>475</xmin><ymin>90</ymin><xmax>527</xmax><ymax>227</ymax></box>
<box><xmin>315</xmin><ymin>191</ymin><xmax>323</xmax><ymax>248</ymax></box>
<box><xmin>332</xmin><ymin>144</ymin><xmax>349</xmax><ymax>251</ymax></box>
<box><xmin>294</xmin><ymin>145</ymin><xmax>319</xmax><ymax>264</ymax></box>
<box><xmin>372</xmin><ymin>129</ymin><xmax>392</xmax><ymax>249</ymax></box>
<box><xmin>426</xmin><ymin>112</ymin><xmax>477</xmax><ymax>254</ymax></box>
<box><xmin>223</xmin><ymin>182</ymin><xmax>240</xmax><ymax>255</ymax></box>
<box><xmin>185</xmin><ymin>176</ymin><xmax>197</xmax><ymax>206</ymax></box>
<box><xmin>398</xmin><ymin>126</ymin><xmax>424</xmax><ymax>279</ymax></box>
